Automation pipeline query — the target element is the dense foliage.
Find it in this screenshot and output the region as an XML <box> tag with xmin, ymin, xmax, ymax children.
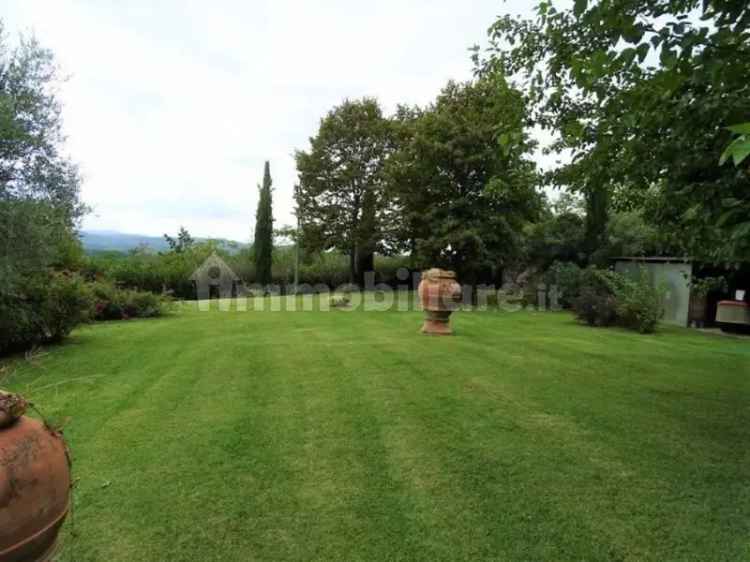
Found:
<box><xmin>477</xmin><ymin>0</ymin><xmax>750</xmax><ymax>263</ymax></box>
<box><xmin>544</xmin><ymin>260</ymin><xmax>583</xmax><ymax>308</ymax></box>
<box><xmin>0</xmin><ymin>272</ymin><xmax>91</xmax><ymax>353</ymax></box>
<box><xmin>610</xmin><ymin>270</ymin><xmax>666</xmax><ymax>333</ymax></box>
<box><xmin>572</xmin><ymin>267</ymin><xmax>665</xmax><ymax>333</ymax></box>
<box><xmin>295</xmin><ymin>99</ymin><xmax>394</xmax><ymax>285</ymax></box>
<box><xmin>524</xmin><ymin>194</ymin><xmax>586</xmax><ymax>269</ymax></box>
<box><xmin>0</xmin><ymin>270</ymin><xmax>170</xmax><ymax>354</ymax></box>
<box><xmin>0</xmin><ymin>24</ymin><xmax>83</xmax><ymax>221</ymax></box>
<box><xmin>720</xmin><ymin>123</ymin><xmax>750</xmax><ymax>167</ymax></box>
<box><xmin>573</xmin><ymin>286</ymin><xmax>619</xmax><ymax>328</ymax></box>
<box><xmin>83</xmin><ymin>241</ymin><xmax>414</xmax><ymax>299</ymax></box>
<box><xmin>0</xmin><ymin>24</ymin><xmax>91</xmax><ymax>354</ymax></box>
<box><xmin>386</xmin><ymin>76</ymin><xmax>542</xmax><ymax>297</ymax></box>
<box><xmin>88</xmin><ymin>280</ymin><xmax>169</xmax><ymax>321</ymax></box>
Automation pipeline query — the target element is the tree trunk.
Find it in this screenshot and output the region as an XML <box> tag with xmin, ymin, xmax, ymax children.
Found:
<box><xmin>584</xmin><ymin>184</ymin><xmax>610</xmax><ymax>266</ymax></box>
<box><xmin>349</xmin><ymin>246</ymin><xmax>356</xmax><ymax>285</ymax></box>
<box><xmin>356</xmin><ymin>251</ymin><xmax>375</xmax><ymax>287</ymax></box>
<box><xmin>293</xmin><ymin>220</ymin><xmax>300</xmax><ymax>294</ymax></box>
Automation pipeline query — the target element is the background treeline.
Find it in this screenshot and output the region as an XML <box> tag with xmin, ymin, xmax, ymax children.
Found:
<box><xmin>80</xmin><ymin>192</ymin><xmax>666</xmax><ymax>297</ymax></box>
<box><xmin>83</xmin><ymin>243</ymin><xmax>414</xmax><ymax>299</ymax></box>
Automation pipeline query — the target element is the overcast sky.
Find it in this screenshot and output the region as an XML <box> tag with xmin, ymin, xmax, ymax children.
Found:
<box><xmin>1</xmin><ymin>1</ymin><xmax>547</xmax><ymax>242</ymax></box>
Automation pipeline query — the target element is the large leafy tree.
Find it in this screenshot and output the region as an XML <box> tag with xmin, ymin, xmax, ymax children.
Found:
<box><xmin>477</xmin><ymin>0</ymin><xmax>750</xmax><ymax>263</ymax></box>
<box><xmin>253</xmin><ymin>161</ymin><xmax>274</xmax><ymax>286</ymax></box>
<box><xmin>525</xmin><ymin>194</ymin><xmax>587</xmax><ymax>269</ymax></box>
<box><xmin>387</xmin><ymin>76</ymin><xmax>541</xmax><ymax>295</ymax></box>
<box><xmin>295</xmin><ymin>98</ymin><xmax>393</xmax><ymax>285</ymax></box>
<box><xmin>1</xmin><ymin>22</ymin><xmax>84</xmax><ymax>279</ymax></box>
<box><xmin>1</xmin><ymin>23</ymin><xmax>87</xmax><ymax>353</ymax></box>
<box><xmin>0</xmin><ymin>24</ymin><xmax>83</xmax><ymax>220</ymax></box>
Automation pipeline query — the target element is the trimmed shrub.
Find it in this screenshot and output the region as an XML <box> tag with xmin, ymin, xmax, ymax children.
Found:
<box><xmin>612</xmin><ymin>270</ymin><xmax>665</xmax><ymax>334</ymax></box>
<box><xmin>89</xmin><ymin>281</ymin><xmax>169</xmax><ymax>321</ymax></box>
<box><xmin>573</xmin><ymin>267</ymin><xmax>621</xmax><ymax>327</ymax></box>
<box><xmin>0</xmin><ymin>272</ymin><xmax>93</xmax><ymax>354</ymax></box>
<box><xmin>573</xmin><ymin>266</ymin><xmax>665</xmax><ymax>333</ymax></box>
<box><xmin>298</xmin><ymin>253</ymin><xmax>351</xmax><ymax>288</ymax></box>
<box><xmin>573</xmin><ymin>287</ymin><xmax>618</xmax><ymax>327</ymax></box>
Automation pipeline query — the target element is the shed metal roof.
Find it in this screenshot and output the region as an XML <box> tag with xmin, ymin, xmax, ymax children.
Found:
<box><xmin>612</xmin><ymin>256</ymin><xmax>692</xmax><ymax>263</ymax></box>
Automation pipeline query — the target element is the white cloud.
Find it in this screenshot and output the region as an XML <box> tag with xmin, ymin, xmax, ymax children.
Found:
<box><xmin>1</xmin><ymin>0</ymin><xmax>544</xmax><ymax>241</ymax></box>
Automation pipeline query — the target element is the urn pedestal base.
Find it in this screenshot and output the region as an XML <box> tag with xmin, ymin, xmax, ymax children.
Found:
<box><xmin>421</xmin><ymin>310</ymin><xmax>454</xmax><ymax>335</ymax></box>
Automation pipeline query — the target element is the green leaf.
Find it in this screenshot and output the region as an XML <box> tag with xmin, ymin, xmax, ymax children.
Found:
<box><xmin>727</xmin><ymin>123</ymin><xmax>750</xmax><ymax>135</ymax></box>
<box><xmin>720</xmin><ymin>134</ymin><xmax>750</xmax><ymax>167</ymax></box>
<box><xmin>619</xmin><ymin>47</ymin><xmax>637</xmax><ymax>67</ymax></box>
<box><xmin>590</xmin><ymin>50</ymin><xmax>610</xmax><ymax>78</ymax></box>
<box><xmin>636</xmin><ymin>43</ymin><xmax>650</xmax><ymax>63</ymax></box>
<box><xmin>574</xmin><ymin>0</ymin><xmax>588</xmax><ymax>17</ymax></box>
<box><xmin>731</xmin><ymin>140</ymin><xmax>750</xmax><ymax>166</ymax></box>
<box><xmin>722</xmin><ymin>198</ymin><xmax>742</xmax><ymax>208</ymax></box>
<box><xmin>660</xmin><ymin>48</ymin><xmax>678</xmax><ymax>68</ymax></box>
<box><xmin>622</xmin><ymin>25</ymin><xmax>644</xmax><ymax>44</ymax></box>
<box><xmin>717</xmin><ymin>208</ymin><xmax>741</xmax><ymax>226</ymax></box>
<box><xmin>731</xmin><ymin>222</ymin><xmax>750</xmax><ymax>240</ymax></box>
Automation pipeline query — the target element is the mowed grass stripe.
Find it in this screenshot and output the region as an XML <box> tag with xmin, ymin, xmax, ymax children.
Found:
<box><xmin>360</xmin><ymin>332</ymin><xmax>613</xmax><ymax>560</ymax></box>
<box><xmin>453</xmin><ymin>312</ymin><xmax>750</xmax><ymax>560</ymax></box>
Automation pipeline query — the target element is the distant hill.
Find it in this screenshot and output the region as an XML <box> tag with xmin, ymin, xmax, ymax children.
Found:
<box><xmin>80</xmin><ymin>230</ymin><xmax>247</xmax><ymax>254</ymax></box>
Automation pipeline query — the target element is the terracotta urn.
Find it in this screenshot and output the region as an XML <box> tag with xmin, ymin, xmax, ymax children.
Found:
<box><xmin>0</xmin><ymin>392</ymin><xmax>71</xmax><ymax>562</ymax></box>
<box><xmin>418</xmin><ymin>268</ymin><xmax>462</xmax><ymax>335</ymax></box>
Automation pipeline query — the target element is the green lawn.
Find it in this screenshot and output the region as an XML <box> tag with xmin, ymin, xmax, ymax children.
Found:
<box><xmin>3</xmin><ymin>297</ymin><xmax>749</xmax><ymax>561</ymax></box>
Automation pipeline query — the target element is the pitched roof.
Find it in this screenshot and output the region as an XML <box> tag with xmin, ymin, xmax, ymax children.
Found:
<box><xmin>189</xmin><ymin>252</ymin><xmax>240</xmax><ymax>281</ymax></box>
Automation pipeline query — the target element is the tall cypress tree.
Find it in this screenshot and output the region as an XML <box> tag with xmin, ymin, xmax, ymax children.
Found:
<box><xmin>253</xmin><ymin>161</ymin><xmax>274</xmax><ymax>286</ymax></box>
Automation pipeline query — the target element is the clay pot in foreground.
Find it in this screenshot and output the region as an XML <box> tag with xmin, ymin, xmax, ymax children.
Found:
<box><xmin>0</xmin><ymin>396</ymin><xmax>71</xmax><ymax>562</ymax></box>
<box><xmin>418</xmin><ymin>268</ymin><xmax>462</xmax><ymax>335</ymax></box>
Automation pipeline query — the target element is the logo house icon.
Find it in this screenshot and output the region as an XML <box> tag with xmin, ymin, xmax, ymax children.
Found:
<box><xmin>189</xmin><ymin>252</ymin><xmax>241</xmax><ymax>309</ymax></box>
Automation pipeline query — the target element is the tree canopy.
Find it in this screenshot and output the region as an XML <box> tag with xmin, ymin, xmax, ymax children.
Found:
<box><xmin>386</xmin><ymin>76</ymin><xmax>542</xmax><ymax>289</ymax></box>
<box><xmin>164</xmin><ymin>227</ymin><xmax>194</xmax><ymax>254</ymax></box>
<box><xmin>476</xmin><ymin>0</ymin><xmax>750</xmax><ymax>263</ymax></box>
<box><xmin>295</xmin><ymin>98</ymin><xmax>393</xmax><ymax>285</ymax></box>
<box><xmin>0</xmin><ymin>22</ymin><xmax>83</xmax><ymax>222</ymax></box>
<box><xmin>1</xmin><ymin>22</ymin><xmax>88</xmax><ymax>352</ymax></box>
<box><xmin>1</xmin><ymin>22</ymin><xmax>84</xmax><ymax>281</ymax></box>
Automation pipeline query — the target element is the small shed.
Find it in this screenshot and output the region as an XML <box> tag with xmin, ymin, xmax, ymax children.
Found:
<box><xmin>189</xmin><ymin>252</ymin><xmax>241</xmax><ymax>300</ymax></box>
<box><xmin>613</xmin><ymin>257</ymin><xmax>692</xmax><ymax>327</ymax></box>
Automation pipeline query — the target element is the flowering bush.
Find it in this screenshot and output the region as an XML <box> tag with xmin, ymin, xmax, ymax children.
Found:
<box><xmin>89</xmin><ymin>281</ymin><xmax>170</xmax><ymax>321</ymax></box>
